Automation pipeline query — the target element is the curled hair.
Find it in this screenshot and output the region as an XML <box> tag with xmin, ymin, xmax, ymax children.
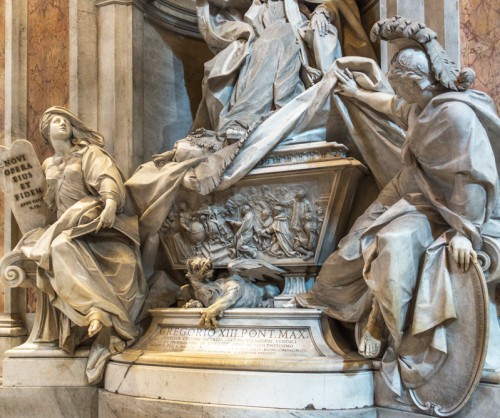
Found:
<box><xmin>388</xmin><ymin>48</ymin><xmax>443</xmax><ymax>92</ymax></box>
<box><xmin>186</xmin><ymin>257</ymin><xmax>214</xmax><ymax>281</ymax></box>
<box><xmin>372</xmin><ymin>16</ymin><xmax>475</xmax><ymax>91</ymax></box>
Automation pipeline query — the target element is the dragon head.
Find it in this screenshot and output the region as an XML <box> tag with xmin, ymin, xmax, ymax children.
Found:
<box><xmin>186</xmin><ymin>257</ymin><xmax>214</xmax><ymax>284</ymax></box>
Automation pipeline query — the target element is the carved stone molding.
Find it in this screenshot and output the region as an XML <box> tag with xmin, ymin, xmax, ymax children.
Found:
<box><xmin>144</xmin><ymin>0</ymin><xmax>201</xmax><ymax>39</ymax></box>
<box><xmin>143</xmin><ymin>0</ymin><xmax>381</xmax><ymax>40</ymax></box>
<box><xmin>96</xmin><ymin>0</ymin><xmax>146</xmax><ymax>9</ymax></box>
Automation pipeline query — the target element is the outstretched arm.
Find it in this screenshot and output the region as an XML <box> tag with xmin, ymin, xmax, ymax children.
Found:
<box><xmin>335</xmin><ymin>68</ymin><xmax>396</xmax><ymax>116</ymax></box>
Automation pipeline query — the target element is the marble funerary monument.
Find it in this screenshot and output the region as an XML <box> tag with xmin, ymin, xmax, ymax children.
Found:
<box><xmin>0</xmin><ymin>1</ymin><xmax>498</xmax><ymax>417</ymax></box>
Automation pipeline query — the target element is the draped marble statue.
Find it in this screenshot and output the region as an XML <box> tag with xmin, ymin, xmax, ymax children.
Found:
<box><xmin>192</xmin><ymin>0</ymin><xmax>342</xmax><ymax>135</ymax></box>
<box><xmin>126</xmin><ymin>0</ymin><xmax>382</xmax><ymax>253</ymax></box>
<box><xmin>297</xmin><ymin>17</ymin><xmax>500</xmax><ymax>396</ymax></box>
<box><xmin>15</xmin><ymin>107</ymin><xmax>148</xmax><ymax>384</ymax></box>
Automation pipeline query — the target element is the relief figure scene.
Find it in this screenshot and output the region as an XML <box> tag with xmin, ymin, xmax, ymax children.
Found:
<box><xmin>0</xmin><ymin>1</ymin><xmax>498</xmax><ymax>417</ymax></box>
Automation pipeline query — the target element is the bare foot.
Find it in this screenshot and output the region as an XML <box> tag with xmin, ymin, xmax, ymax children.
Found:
<box><xmin>357</xmin><ymin>299</ymin><xmax>385</xmax><ymax>358</ymax></box>
<box><xmin>88</xmin><ymin>319</ymin><xmax>103</xmax><ymax>338</ymax></box>
<box><xmin>358</xmin><ymin>330</ymin><xmax>382</xmax><ymax>358</ymax></box>
<box><xmin>109</xmin><ymin>335</ymin><xmax>126</xmax><ymax>354</ymax></box>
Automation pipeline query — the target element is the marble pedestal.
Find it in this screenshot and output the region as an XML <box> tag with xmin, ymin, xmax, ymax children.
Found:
<box><xmin>105</xmin><ymin>308</ymin><xmax>374</xmax><ymax>412</ymax></box>
<box><xmin>375</xmin><ymin>371</ymin><xmax>500</xmax><ymax>418</ymax></box>
<box><xmin>0</xmin><ymin>343</ymin><xmax>97</xmax><ymax>418</ymax></box>
<box><xmin>2</xmin><ymin>342</ymin><xmax>90</xmax><ymax>386</ymax></box>
<box><xmin>0</xmin><ymin>336</ymin><xmax>25</xmax><ymax>376</ymax></box>
<box><xmin>98</xmin><ymin>390</ymin><xmax>377</xmax><ymax>418</ymax></box>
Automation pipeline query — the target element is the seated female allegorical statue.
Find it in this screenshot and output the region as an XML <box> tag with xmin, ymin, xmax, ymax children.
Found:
<box><xmin>297</xmin><ymin>16</ymin><xmax>500</xmax><ymax>396</ymax></box>
<box><xmin>17</xmin><ymin>107</ymin><xmax>148</xmax><ymax>384</ymax></box>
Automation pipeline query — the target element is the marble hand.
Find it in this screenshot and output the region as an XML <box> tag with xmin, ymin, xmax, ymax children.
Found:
<box><xmin>152</xmin><ymin>149</ymin><xmax>175</xmax><ymax>167</ymax></box>
<box><xmin>96</xmin><ymin>199</ymin><xmax>117</xmax><ymax>233</ymax></box>
<box><xmin>311</xmin><ymin>12</ymin><xmax>329</xmax><ymax>36</ymax></box>
<box><xmin>449</xmin><ymin>234</ymin><xmax>477</xmax><ymax>272</ymax></box>
<box><xmin>302</xmin><ymin>65</ymin><xmax>322</xmax><ymax>87</ymax></box>
<box><xmin>334</xmin><ymin>68</ymin><xmax>359</xmax><ymax>97</ymax></box>
<box><xmin>88</xmin><ymin>319</ymin><xmax>103</xmax><ymax>338</ymax></box>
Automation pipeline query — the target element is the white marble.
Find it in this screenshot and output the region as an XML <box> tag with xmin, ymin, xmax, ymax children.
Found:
<box><xmin>142</xmin><ymin>19</ymin><xmax>196</xmax><ymax>158</ymax></box>
<box><xmin>378</xmin><ymin>0</ymin><xmax>460</xmax><ymax>70</ymax></box>
<box><xmin>105</xmin><ymin>308</ymin><xmax>373</xmax><ymax>409</ymax></box>
<box><xmin>110</xmin><ymin>308</ymin><xmax>370</xmax><ymax>370</ymax></box>
<box><xmin>105</xmin><ymin>363</ymin><xmax>374</xmax><ymax>410</ymax></box>
<box><xmin>0</xmin><ymin>386</ymin><xmax>97</xmax><ymax>418</ymax></box>
<box><xmin>0</xmin><ymin>335</ymin><xmax>25</xmax><ymax>375</ymax></box>
<box><xmin>374</xmin><ymin>372</ymin><xmax>500</xmax><ymax>418</ymax></box>
<box><xmin>0</xmin><ymin>140</ymin><xmax>49</xmax><ymax>234</ymax></box>
<box><xmin>3</xmin><ymin>346</ymin><xmax>90</xmax><ymax>387</ymax></box>
<box><xmin>2</xmin><ymin>0</ymin><xmax>29</xmax><ymax>342</ymax></box>
<box><xmin>69</xmin><ymin>0</ymin><xmax>98</xmax><ymax>128</ymax></box>
<box><xmin>99</xmin><ymin>389</ymin><xmax>377</xmax><ymax>418</ymax></box>
<box><xmin>96</xmin><ymin>0</ymin><xmax>144</xmax><ymax>176</ymax></box>
<box><xmin>3</xmin><ymin>357</ymin><xmax>89</xmax><ymax>387</ymax></box>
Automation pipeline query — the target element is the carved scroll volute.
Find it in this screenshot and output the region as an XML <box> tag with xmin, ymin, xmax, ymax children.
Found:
<box><xmin>0</xmin><ymin>250</ymin><xmax>37</xmax><ymax>288</ymax></box>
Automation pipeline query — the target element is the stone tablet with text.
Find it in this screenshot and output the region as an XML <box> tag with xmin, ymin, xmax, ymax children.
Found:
<box><xmin>0</xmin><ymin>140</ymin><xmax>48</xmax><ymax>233</ymax></box>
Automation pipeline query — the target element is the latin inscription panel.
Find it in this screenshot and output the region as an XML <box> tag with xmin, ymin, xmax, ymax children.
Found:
<box><xmin>147</xmin><ymin>326</ymin><xmax>320</xmax><ymax>357</ymax></box>
<box><xmin>0</xmin><ymin>140</ymin><xmax>48</xmax><ymax>232</ymax></box>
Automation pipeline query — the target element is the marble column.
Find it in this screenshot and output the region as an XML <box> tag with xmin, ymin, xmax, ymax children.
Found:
<box><xmin>0</xmin><ymin>0</ymin><xmax>29</xmax><ymax>374</ymax></box>
<box><xmin>378</xmin><ymin>0</ymin><xmax>460</xmax><ymax>70</ymax></box>
<box><xmin>96</xmin><ymin>0</ymin><xmax>145</xmax><ymax>176</ymax></box>
<box><xmin>69</xmin><ymin>0</ymin><xmax>98</xmax><ymax>128</ymax></box>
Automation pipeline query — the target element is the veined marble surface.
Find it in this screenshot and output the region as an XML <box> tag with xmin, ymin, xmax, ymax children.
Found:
<box><xmin>461</xmin><ymin>0</ymin><xmax>500</xmax><ymax>109</ymax></box>
<box><xmin>0</xmin><ymin>387</ymin><xmax>97</xmax><ymax>418</ymax></box>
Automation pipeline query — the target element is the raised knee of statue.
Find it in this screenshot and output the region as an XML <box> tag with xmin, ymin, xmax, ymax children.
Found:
<box><xmin>50</xmin><ymin>233</ymin><xmax>73</xmax><ymax>256</ymax></box>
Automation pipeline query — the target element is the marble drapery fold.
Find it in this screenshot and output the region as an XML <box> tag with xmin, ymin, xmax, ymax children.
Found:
<box><xmin>126</xmin><ymin>57</ymin><xmax>402</xmax><ymax>240</ymax></box>
<box><xmin>297</xmin><ymin>88</ymin><xmax>500</xmax><ymax>394</ymax></box>
<box><xmin>19</xmin><ymin>142</ymin><xmax>148</xmax><ymax>384</ymax></box>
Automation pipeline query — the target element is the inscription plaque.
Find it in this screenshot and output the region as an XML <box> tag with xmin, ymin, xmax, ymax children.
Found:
<box><xmin>0</xmin><ymin>140</ymin><xmax>48</xmax><ymax>233</ymax></box>
<box><xmin>148</xmin><ymin>326</ymin><xmax>320</xmax><ymax>357</ymax></box>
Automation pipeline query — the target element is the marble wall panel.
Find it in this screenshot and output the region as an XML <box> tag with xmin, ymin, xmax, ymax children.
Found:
<box><xmin>25</xmin><ymin>0</ymin><xmax>70</xmax><ymax>312</ymax></box>
<box><xmin>460</xmin><ymin>0</ymin><xmax>500</xmax><ymax>109</ymax></box>
<box><xmin>143</xmin><ymin>21</ymin><xmax>212</xmax><ymax>159</ymax></box>
<box><xmin>0</xmin><ymin>0</ymin><xmax>5</xmax><ymax>313</ymax></box>
<box><xmin>27</xmin><ymin>0</ymin><xmax>70</xmax><ymax>162</ymax></box>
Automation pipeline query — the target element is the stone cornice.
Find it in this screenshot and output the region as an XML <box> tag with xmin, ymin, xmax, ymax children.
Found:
<box><xmin>143</xmin><ymin>0</ymin><xmax>201</xmax><ymax>39</ymax></box>
<box><xmin>96</xmin><ymin>0</ymin><xmax>146</xmax><ymax>11</ymax></box>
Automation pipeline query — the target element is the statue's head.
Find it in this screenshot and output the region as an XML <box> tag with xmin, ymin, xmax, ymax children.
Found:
<box><xmin>387</xmin><ymin>47</ymin><xmax>441</xmax><ymax>102</ymax></box>
<box><xmin>39</xmin><ymin>106</ymin><xmax>104</xmax><ymax>147</ymax></box>
<box><xmin>241</xmin><ymin>204</ymin><xmax>251</xmax><ymax>215</ymax></box>
<box><xmin>295</xmin><ymin>189</ymin><xmax>306</xmax><ymax>200</ymax></box>
<box><xmin>186</xmin><ymin>257</ymin><xmax>214</xmax><ymax>282</ymax></box>
<box><xmin>372</xmin><ymin>17</ymin><xmax>475</xmax><ymax>93</ymax></box>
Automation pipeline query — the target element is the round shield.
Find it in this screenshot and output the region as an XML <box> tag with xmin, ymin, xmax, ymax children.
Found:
<box><xmin>408</xmin><ymin>252</ymin><xmax>489</xmax><ymax>417</ymax></box>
